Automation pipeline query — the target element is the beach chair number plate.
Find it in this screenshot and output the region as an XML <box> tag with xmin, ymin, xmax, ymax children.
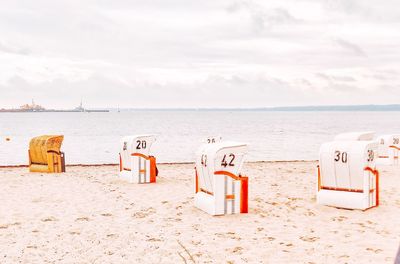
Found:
<box><xmin>393</xmin><ymin>138</ymin><xmax>400</xmax><ymax>144</ymax></box>
<box><xmin>201</xmin><ymin>154</ymin><xmax>207</xmax><ymax>167</ymax></box>
<box><xmin>136</xmin><ymin>140</ymin><xmax>147</xmax><ymax>150</ymax></box>
<box><xmin>207</xmin><ymin>138</ymin><xmax>216</xmax><ymax>144</ymax></box>
<box><xmin>334</xmin><ymin>151</ymin><xmax>348</xmax><ymax>163</ymax></box>
<box><xmin>367</xmin><ymin>150</ymin><xmax>374</xmax><ymax>162</ymax></box>
<box><xmin>221</xmin><ymin>154</ymin><xmax>235</xmax><ymax>167</ymax></box>
<box><xmin>334</xmin><ymin>150</ymin><xmax>374</xmax><ymax>163</ymax></box>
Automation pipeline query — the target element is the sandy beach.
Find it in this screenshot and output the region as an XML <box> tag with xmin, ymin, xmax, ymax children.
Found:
<box><xmin>0</xmin><ymin>161</ymin><xmax>399</xmax><ymax>263</ymax></box>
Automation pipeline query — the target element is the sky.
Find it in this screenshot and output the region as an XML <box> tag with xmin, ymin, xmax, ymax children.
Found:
<box><xmin>0</xmin><ymin>0</ymin><xmax>399</xmax><ymax>108</ymax></box>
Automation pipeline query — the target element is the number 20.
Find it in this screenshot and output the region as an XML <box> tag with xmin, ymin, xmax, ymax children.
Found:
<box><xmin>136</xmin><ymin>140</ymin><xmax>147</xmax><ymax>149</ymax></box>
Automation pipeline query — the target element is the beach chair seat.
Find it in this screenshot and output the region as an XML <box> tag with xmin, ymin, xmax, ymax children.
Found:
<box><xmin>29</xmin><ymin>135</ymin><xmax>66</xmax><ymax>173</ymax></box>
<box><xmin>376</xmin><ymin>135</ymin><xmax>400</xmax><ymax>165</ymax></box>
<box><xmin>317</xmin><ymin>140</ymin><xmax>379</xmax><ymax>210</ymax></box>
<box><xmin>194</xmin><ymin>141</ymin><xmax>248</xmax><ymax>216</ymax></box>
<box><xmin>334</xmin><ymin>131</ymin><xmax>375</xmax><ymax>141</ymax></box>
<box><xmin>119</xmin><ymin>135</ymin><xmax>157</xmax><ymax>183</ymax></box>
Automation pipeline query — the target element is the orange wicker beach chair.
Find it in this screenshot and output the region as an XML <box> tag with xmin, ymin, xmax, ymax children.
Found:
<box><xmin>28</xmin><ymin>135</ymin><xmax>66</xmax><ymax>173</ymax></box>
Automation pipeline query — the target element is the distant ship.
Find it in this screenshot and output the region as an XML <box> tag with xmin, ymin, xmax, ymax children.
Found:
<box><xmin>0</xmin><ymin>100</ymin><xmax>109</xmax><ymax>113</ymax></box>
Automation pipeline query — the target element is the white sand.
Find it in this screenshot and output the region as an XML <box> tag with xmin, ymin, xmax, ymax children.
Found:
<box><xmin>0</xmin><ymin>162</ymin><xmax>399</xmax><ymax>263</ymax></box>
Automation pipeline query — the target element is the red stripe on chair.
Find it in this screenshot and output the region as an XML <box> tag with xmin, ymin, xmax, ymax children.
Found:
<box><xmin>364</xmin><ymin>166</ymin><xmax>379</xmax><ymax>207</ymax></box>
<box><xmin>214</xmin><ymin>170</ymin><xmax>248</xmax><ymax>213</ymax></box>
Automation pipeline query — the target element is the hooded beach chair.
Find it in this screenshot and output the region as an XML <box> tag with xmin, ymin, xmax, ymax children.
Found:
<box><xmin>317</xmin><ymin>140</ymin><xmax>379</xmax><ymax>210</ymax></box>
<box><xmin>194</xmin><ymin>141</ymin><xmax>248</xmax><ymax>216</ymax></box>
<box><xmin>334</xmin><ymin>131</ymin><xmax>375</xmax><ymax>141</ymax></box>
<box><xmin>119</xmin><ymin>135</ymin><xmax>157</xmax><ymax>183</ymax></box>
<box><xmin>28</xmin><ymin>135</ymin><xmax>66</xmax><ymax>173</ymax></box>
<box><xmin>376</xmin><ymin>135</ymin><xmax>400</xmax><ymax>165</ymax></box>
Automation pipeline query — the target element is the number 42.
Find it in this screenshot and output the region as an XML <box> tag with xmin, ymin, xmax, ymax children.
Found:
<box><xmin>221</xmin><ymin>154</ymin><xmax>235</xmax><ymax>167</ymax></box>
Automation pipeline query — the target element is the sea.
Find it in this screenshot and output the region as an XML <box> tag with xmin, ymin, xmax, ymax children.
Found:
<box><xmin>1</xmin><ymin>110</ymin><xmax>400</xmax><ymax>165</ymax></box>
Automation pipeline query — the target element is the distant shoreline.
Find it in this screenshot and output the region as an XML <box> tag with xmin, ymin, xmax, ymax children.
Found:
<box><xmin>0</xmin><ymin>110</ymin><xmax>109</xmax><ymax>113</ymax></box>
<box><xmin>0</xmin><ymin>160</ymin><xmax>317</xmax><ymax>168</ymax></box>
<box><xmin>2</xmin><ymin>104</ymin><xmax>400</xmax><ymax>112</ymax></box>
<box><xmin>110</xmin><ymin>104</ymin><xmax>400</xmax><ymax>111</ymax></box>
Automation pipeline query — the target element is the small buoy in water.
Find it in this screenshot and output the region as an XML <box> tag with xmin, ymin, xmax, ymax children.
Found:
<box><xmin>5</xmin><ymin>137</ymin><xmax>10</xmax><ymax>141</ymax></box>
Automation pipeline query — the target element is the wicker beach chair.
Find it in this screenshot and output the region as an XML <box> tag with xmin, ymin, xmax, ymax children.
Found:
<box><xmin>28</xmin><ymin>135</ymin><xmax>66</xmax><ymax>173</ymax></box>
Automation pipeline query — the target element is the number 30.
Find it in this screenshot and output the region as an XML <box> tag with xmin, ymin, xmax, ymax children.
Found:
<box><xmin>334</xmin><ymin>151</ymin><xmax>348</xmax><ymax>163</ymax></box>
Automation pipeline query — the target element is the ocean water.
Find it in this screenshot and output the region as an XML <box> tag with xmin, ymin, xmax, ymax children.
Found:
<box><xmin>1</xmin><ymin>111</ymin><xmax>400</xmax><ymax>165</ymax></box>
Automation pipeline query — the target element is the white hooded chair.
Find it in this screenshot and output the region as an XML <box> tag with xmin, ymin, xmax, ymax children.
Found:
<box><xmin>317</xmin><ymin>140</ymin><xmax>379</xmax><ymax>210</ymax></box>
<box><xmin>194</xmin><ymin>141</ymin><xmax>248</xmax><ymax>216</ymax></box>
<box><xmin>334</xmin><ymin>131</ymin><xmax>375</xmax><ymax>141</ymax></box>
<box><xmin>119</xmin><ymin>135</ymin><xmax>157</xmax><ymax>183</ymax></box>
<box><xmin>376</xmin><ymin>134</ymin><xmax>400</xmax><ymax>165</ymax></box>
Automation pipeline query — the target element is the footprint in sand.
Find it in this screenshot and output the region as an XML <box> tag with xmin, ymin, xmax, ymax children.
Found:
<box><xmin>305</xmin><ymin>210</ymin><xmax>316</xmax><ymax>217</ymax></box>
<box><xmin>300</xmin><ymin>236</ymin><xmax>320</xmax><ymax>242</ymax></box>
<box><xmin>26</xmin><ymin>245</ymin><xmax>37</xmax><ymax>249</ymax></box>
<box><xmin>101</xmin><ymin>213</ymin><xmax>113</xmax><ymax>217</ymax></box>
<box><xmin>146</xmin><ymin>237</ymin><xmax>162</xmax><ymax>242</ymax></box>
<box><xmin>230</xmin><ymin>247</ymin><xmax>243</xmax><ymax>254</ymax></box>
<box><xmin>366</xmin><ymin>248</ymin><xmax>383</xmax><ymax>254</ymax></box>
<box><xmin>254</xmin><ymin>197</ymin><xmax>263</xmax><ymax>203</ymax></box>
<box><xmin>331</xmin><ymin>216</ymin><xmax>348</xmax><ymax>222</ymax></box>
<box><xmin>215</xmin><ymin>232</ymin><xmax>241</xmax><ymax>241</ymax></box>
<box><xmin>41</xmin><ymin>217</ymin><xmax>57</xmax><ymax>222</ymax></box>
<box><xmin>75</xmin><ymin>217</ymin><xmax>90</xmax><ymax>222</ymax></box>
<box><xmin>191</xmin><ymin>240</ymin><xmax>201</xmax><ymax>246</ymax></box>
<box><xmin>132</xmin><ymin>207</ymin><xmax>156</xmax><ymax>219</ymax></box>
<box><xmin>69</xmin><ymin>230</ymin><xmax>81</xmax><ymax>235</ymax></box>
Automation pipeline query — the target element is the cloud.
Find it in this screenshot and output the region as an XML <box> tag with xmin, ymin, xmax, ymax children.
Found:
<box><xmin>0</xmin><ymin>0</ymin><xmax>399</xmax><ymax>108</ymax></box>
<box><xmin>333</xmin><ymin>38</ymin><xmax>367</xmax><ymax>57</ymax></box>
<box><xmin>316</xmin><ymin>73</ymin><xmax>356</xmax><ymax>82</ymax></box>
<box><xmin>0</xmin><ymin>41</ymin><xmax>31</xmax><ymax>55</ymax></box>
<box><xmin>227</xmin><ymin>1</ymin><xmax>300</xmax><ymax>32</ymax></box>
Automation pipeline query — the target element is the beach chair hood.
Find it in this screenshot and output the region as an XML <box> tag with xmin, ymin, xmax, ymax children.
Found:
<box><xmin>334</xmin><ymin>131</ymin><xmax>375</xmax><ymax>141</ymax></box>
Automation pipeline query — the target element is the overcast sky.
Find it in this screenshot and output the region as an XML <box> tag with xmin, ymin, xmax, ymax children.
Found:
<box><xmin>0</xmin><ymin>0</ymin><xmax>399</xmax><ymax>108</ymax></box>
